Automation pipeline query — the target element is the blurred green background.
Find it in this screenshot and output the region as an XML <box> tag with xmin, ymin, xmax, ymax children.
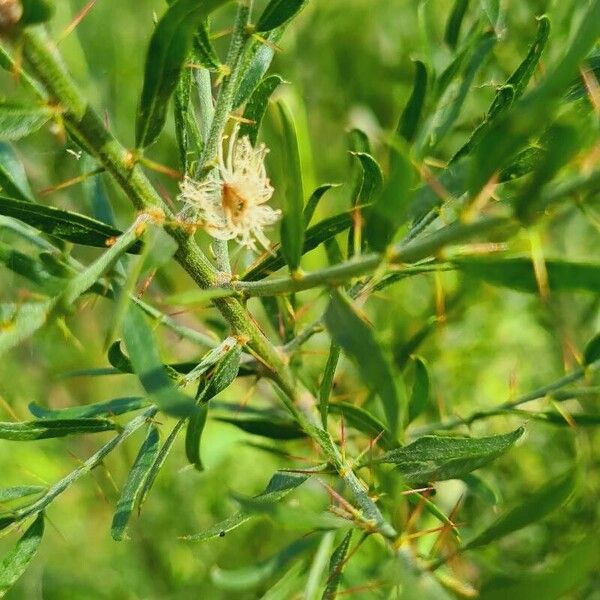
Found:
<box><xmin>1</xmin><ymin>0</ymin><xmax>600</xmax><ymax>598</ymax></box>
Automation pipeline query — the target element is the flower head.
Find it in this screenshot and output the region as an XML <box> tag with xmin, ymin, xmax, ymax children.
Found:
<box><xmin>179</xmin><ymin>129</ymin><xmax>280</xmax><ymax>252</ymax></box>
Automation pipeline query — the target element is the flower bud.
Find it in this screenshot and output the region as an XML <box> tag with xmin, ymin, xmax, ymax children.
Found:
<box><xmin>0</xmin><ymin>0</ymin><xmax>22</xmax><ymax>31</ymax></box>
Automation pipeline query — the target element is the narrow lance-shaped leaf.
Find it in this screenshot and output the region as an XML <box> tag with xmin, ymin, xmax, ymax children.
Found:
<box><xmin>371</xmin><ymin>428</ymin><xmax>524</xmax><ymax>484</ymax></box>
<box><xmin>122</xmin><ymin>304</ymin><xmax>196</xmax><ymax>417</ymax></box>
<box><xmin>397</xmin><ymin>60</ymin><xmax>428</xmax><ymax>143</ymax></box>
<box><xmin>322</xmin><ymin>530</ymin><xmax>353</xmax><ymax>600</ymax></box>
<box><xmin>464</xmin><ymin>470</ymin><xmax>576</xmax><ymax>550</ymax></box>
<box><xmin>20</xmin><ymin>0</ymin><xmax>54</xmax><ymax>25</ymax></box>
<box><xmin>0</xmin><ymin>486</ymin><xmax>46</xmax><ymax>503</ymax></box>
<box><xmin>240</xmin><ymin>74</ymin><xmax>284</xmax><ymax>146</ymax></box>
<box><xmin>211</xmin><ymin>538</ymin><xmax>317</xmax><ymax>592</ymax></box>
<box><xmin>454</xmin><ymin>257</ymin><xmax>600</xmax><ymax>294</ymax></box>
<box><xmin>243</xmin><ymin>211</ymin><xmax>353</xmax><ymax>281</ymax></box>
<box><xmin>215</xmin><ymin>415</ymin><xmax>306</xmax><ymax>440</ymax></box>
<box><xmin>234</xmin><ymin>29</ymin><xmax>283</xmax><ymax>108</ymax></box>
<box><xmin>408</xmin><ymin>356</ymin><xmax>431</xmax><ymax>423</ymax></box>
<box><xmin>444</xmin><ymin>0</ymin><xmax>469</xmax><ymax>49</ymax></box>
<box><xmin>135</xmin><ymin>0</ymin><xmax>230</xmax><ymax>148</ymax></box>
<box><xmin>111</xmin><ymin>425</ymin><xmax>161</xmax><ymax>541</ymax></box>
<box><xmin>365</xmin><ymin>139</ymin><xmax>416</xmax><ymax>253</ymax></box>
<box><xmin>0</xmin><ymin>301</ymin><xmax>50</xmax><ymax>358</ymax></box>
<box><xmin>452</xmin><ymin>15</ymin><xmax>551</xmax><ymax>163</ymax></box>
<box><xmin>255</xmin><ymin>0</ymin><xmax>309</xmax><ymax>33</ymax></box>
<box><xmin>319</xmin><ymin>343</ymin><xmax>341</xmax><ymax>427</ymax></box>
<box><xmin>0</xmin><ymin>512</ymin><xmax>44</xmax><ymax>599</ymax></box>
<box><xmin>184</xmin><ymin>471</ymin><xmax>309</xmax><ymax>541</ymax></box>
<box><xmin>276</xmin><ymin>100</ymin><xmax>305</xmax><ymax>273</ymax></box>
<box><xmin>303</xmin><ymin>183</ymin><xmax>339</xmax><ymax>227</ymax></box>
<box><xmin>325</xmin><ymin>289</ymin><xmax>401</xmax><ymax>434</ymax></box>
<box><xmin>0</xmin><ymin>418</ymin><xmax>116</xmax><ymax>441</ymax></box>
<box><xmin>28</xmin><ymin>397</ymin><xmax>148</xmax><ymax>420</ymax></box>
<box><xmin>0</xmin><ymin>196</ymin><xmax>142</xmax><ymax>253</ymax></box>
<box><xmin>193</xmin><ymin>19</ymin><xmax>221</xmax><ymax>71</ymax></box>
<box><xmin>0</xmin><ymin>104</ymin><xmax>52</xmax><ymax>141</ymax></box>
<box><xmin>0</xmin><ymin>143</ymin><xmax>34</xmax><ymax>201</ymax></box>
<box><xmin>584</xmin><ymin>333</ymin><xmax>600</xmax><ymax>365</ymax></box>
<box><xmin>185</xmin><ymin>343</ymin><xmax>241</xmax><ymax>470</ymax></box>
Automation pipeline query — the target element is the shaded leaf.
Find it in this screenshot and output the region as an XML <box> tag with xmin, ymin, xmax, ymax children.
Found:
<box><xmin>464</xmin><ymin>470</ymin><xmax>576</xmax><ymax>550</ymax></box>
<box><xmin>192</xmin><ymin>19</ymin><xmax>221</xmax><ymax>71</ymax></box>
<box><xmin>584</xmin><ymin>333</ymin><xmax>600</xmax><ymax>365</ymax></box>
<box><xmin>325</xmin><ymin>290</ymin><xmax>401</xmax><ymax>434</ymax></box>
<box><xmin>185</xmin><ymin>404</ymin><xmax>209</xmax><ymax>470</ymax></box>
<box><xmin>211</xmin><ymin>538</ymin><xmax>316</xmax><ymax>592</ymax></box>
<box><xmin>398</xmin><ymin>60</ymin><xmax>428</xmax><ymax>143</ymax></box>
<box><xmin>318</xmin><ymin>343</ymin><xmax>340</xmax><ymax>428</ymax></box>
<box><xmin>444</xmin><ymin>0</ymin><xmax>469</xmax><ymax>49</ymax></box>
<box><xmin>260</xmin><ymin>561</ymin><xmax>305</xmax><ymax>600</ymax></box>
<box><xmin>408</xmin><ymin>356</ymin><xmax>430</xmax><ymax>423</ymax></box>
<box><xmin>184</xmin><ymin>471</ymin><xmax>308</xmax><ymax>541</ymax></box>
<box><xmin>214</xmin><ymin>415</ymin><xmax>306</xmax><ymax>440</ymax></box>
<box><xmin>0</xmin><ymin>487</ymin><xmax>46</xmax><ymax>504</ymax></box>
<box><xmin>303</xmin><ymin>183</ymin><xmax>339</xmax><ymax>228</ymax></box>
<box><xmin>454</xmin><ymin>257</ymin><xmax>600</xmax><ymax>293</ymax></box>
<box><xmin>256</xmin><ymin>0</ymin><xmax>308</xmax><ymax>32</ymax></box>
<box><xmin>135</xmin><ymin>0</ymin><xmax>229</xmax><ymax>147</ymax></box>
<box><xmin>0</xmin><ymin>143</ymin><xmax>34</xmax><ymax>202</ymax></box>
<box><xmin>111</xmin><ymin>425</ymin><xmax>161</xmax><ymax>541</ymax></box>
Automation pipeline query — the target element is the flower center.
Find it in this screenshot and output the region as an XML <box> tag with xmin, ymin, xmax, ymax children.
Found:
<box><xmin>221</xmin><ymin>183</ymin><xmax>249</xmax><ymax>225</ymax></box>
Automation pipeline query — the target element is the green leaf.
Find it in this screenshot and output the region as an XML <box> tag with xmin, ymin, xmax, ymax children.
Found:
<box><xmin>398</xmin><ymin>60</ymin><xmax>428</xmax><ymax>143</ymax></box>
<box><xmin>469</xmin><ymin>1</ymin><xmax>600</xmax><ymax>195</ymax></box>
<box><xmin>372</xmin><ymin>428</ymin><xmax>523</xmax><ymax>484</ymax></box>
<box><xmin>584</xmin><ymin>333</ymin><xmax>600</xmax><ymax>365</ymax></box>
<box><xmin>328</xmin><ymin>402</ymin><xmax>397</xmax><ymax>450</ymax></box>
<box><xmin>0</xmin><ymin>143</ymin><xmax>34</xmax><ymax>202</ymax></box>
<box><xmin>20</xmin><ymin>0</ymin><xmax>54</xmax><ymax>25</ymax></box>
<box><xmin>184</xmin><ymin>404</ymin><xmax>209</xmax><ymax>470</ymax></box>
<box><xmin>0</xmin><ymin>196</ymin><xmax>142</xmax><ymax>253</ymax></box>
<box><xmin>234</xmin><ymin>29</ymin><xmax>283</xmax><ymax>108</ymax></box>
<box><xmin>135</xmin><ymin>0</ymin><xmax>230</xmax><ymax>148</ymax></box>
<box><xmin>0</xmin><ymin>487</ymin><xmax>46</xmax><ymax>504</ymax></box>
<box><xmin>0</xmin><ymin>301</ymin><xmax>50</xmax><ymax>358</ymax></box>
<box><xmin>276</xmin><ymin>100</ymin><xmax>305</xmax><ymax>273</ymax></box>
<box><xmin>239</xmin><ymin>74</ymin><xmax>284</xmax><ymax>146</ymax></box>
<box><xmin>243</xmin><ymin>211</ymin><xmax>353</xmax><ymax>281</ymax></box>
<box><xmin>322</xmin><ymin>530</ymin><xmax>352</xmax><ymax>600</ymax></box>
<box><xmin>464</xmin><ymin>470</ymin><xmax>576</xmax><ymax>550</ymax></box>
<box><xmin>365</xmin><ymin>140</ymin><xmax>416</xmax><ymax>252</ymax></box>
<box><xmin>479</xmin><ymin>536</ymin><xmax>599</xmax><ymax>600</ymax></box>
<box><xmin>260</xmin><ymin>562</ymin><xmax>305</xmax><ymax>600</ymax></box>
<box><xmin>214</xmin><ymin>415</ymin><xmax>306</xmax><ymax>440</ymax></box>
<box><xmin>201</xmin><ymin>343</ymin><xmax>242</xmax><ymax>401</ymax></box>
<box><xmin>192</xmin><ymin>19</ymin><xmax>221</xmax><ymax>72</ymax></box>
<box><xmin>318</xmin><ymin>343</ymin><xmax>341</xmax><ymax>427</ymax></box>
<box><xmin>255</xmin><ymin>0</ymin><xmax>308</xmax><ymax>32</ymax></box>
<box><xmin>325</xmin><ymin>289</ymin><xmax>401</xmax><ymax>434</ymax></box>
<box><xmin>408</xmin><ymin>356</ymin><xmax>430</xmax><ymax>423</ymax></box>
<box><xmin>426</xmin><ymin>30</ymin><xmax>496</xmax><ymax>150</ymax></box>
<box><xmin>211</xmin><ymin>538</ymin><xmax>316</xmax><ymax>592</ymax></box>
<box><xmin>111</xmin><ymin>425</ymin><xmax>161</xmax><ymax>541</ymax></box>
<box><xmin>0</xmin><ymin>104</ymin><xmax>52</xmax><ymax>141</ymax></box>
<box><xmin>122</xmin><ymin>304</ymin><xmax>195</xmax><ymax>417</ymax></box>
<box><xmin>0</xmin><ymin>418</ymin><xmax>116</xmax><ymax>441</ymax></box>
<box><xmin>303</xmin><ymin>183</ymin><xmax>339</xmax><ymax>227</ymax></box>
<box><xmin>444</xmin><ymin>0</ymin><xmax>469</xmax><ymax>49</ymax></box>
<box><xmin>28</xmin><ymin>397</ymin><xmax>147</xmax><ymax>420</ymax></box>
<box><xmin>454</xmin><ymin>257</ymin><xmax>600</xmax><ymax>294</ymax></box>
<box><xmin>184</xmin><ymin>471</ymin><xmax>308</xmax><ymax>541</ymax></box>
<box><xmin>0</xmin><ymin>512</ymin><xmax>44</xmax><ymax>598</ymax></box>
<box><xmin>352</xmin><ymin>152</ymin><xmax>383</xmax><ymax>205</ymax></box>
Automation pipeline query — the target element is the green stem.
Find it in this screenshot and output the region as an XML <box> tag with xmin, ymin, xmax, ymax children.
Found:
<box><xmin>412</xmin><ymin>360</ymin><xmax>600</xmax><ymax>435</ymax></box>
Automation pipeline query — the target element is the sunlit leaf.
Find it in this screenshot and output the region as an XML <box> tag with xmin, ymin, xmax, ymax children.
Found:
<box><xmin>255</xmin><ymin>0</ymin><xmax>308</xmax><ymax>33</ymax></box>
<box><xmin>0</xmin><ymin>418</ymin><xmax>116</xmax><ymax>441</ymax></box>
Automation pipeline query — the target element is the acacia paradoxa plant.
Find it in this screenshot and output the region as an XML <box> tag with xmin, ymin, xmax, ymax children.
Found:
<box><xmin>0</xmin><ymin>0</ymin><xmax>600</xmax><ymax>597</ymax></box>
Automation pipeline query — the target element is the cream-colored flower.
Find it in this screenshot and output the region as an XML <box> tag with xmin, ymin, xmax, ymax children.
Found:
<box><xmin>179</xmin><ymin>129</ymin><xmax>280</xmax><ymax>252</ymax></box>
